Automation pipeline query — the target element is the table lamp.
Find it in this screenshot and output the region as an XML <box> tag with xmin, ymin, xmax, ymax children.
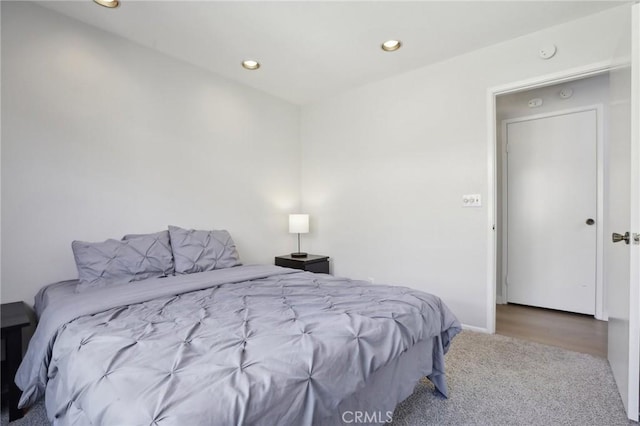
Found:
<box><xmin>289</xmin><ymin>214</ymin><xmax>309</xmax><ymax>258</ymax></box>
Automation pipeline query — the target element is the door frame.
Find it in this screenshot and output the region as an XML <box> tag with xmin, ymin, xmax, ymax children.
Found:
<box><xmin>485</xmin><ymin>60</ymin><xmax>613</xmax><ymax>333</ymax></box>
<box><xmin>500</xmin><ymin>105</ymin><xmax>605</xmax><ymax>319</ymax></box>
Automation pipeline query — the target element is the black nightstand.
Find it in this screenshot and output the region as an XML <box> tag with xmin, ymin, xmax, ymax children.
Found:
<box><xmin>275</xmin><ymin>254</ymin><xmax>330</xmax><ymax>274</ymax></box>
<box><xmin>1</xmin><ymin>302</ymin><xmax>30</xmax><ymax>422</ymax></box>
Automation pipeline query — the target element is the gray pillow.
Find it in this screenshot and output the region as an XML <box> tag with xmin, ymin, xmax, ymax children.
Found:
<box><xmin>72</xmin><ymin>231</ymin><xmax>174</xmax><ymax>292</ymax></box>
<box><xmin>122</xmin><ymin>230</ymin><xmax>175</xmax><ymax>275</ymax></box>
<box><xmin>168</xmin><ymin>225</ymin><xmax>241</xmax><ymax>274</ymax></box>
<box><xmin>122</xmin><ymin>230</ymin><xmax>170</xmax><ymax>241</ymax></box>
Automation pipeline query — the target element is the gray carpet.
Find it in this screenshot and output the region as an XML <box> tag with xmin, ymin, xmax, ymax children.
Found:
<box><xmin>1</xmin><ymin>331</ymin><xmax>636</xmax><ymax>425</ymax></box>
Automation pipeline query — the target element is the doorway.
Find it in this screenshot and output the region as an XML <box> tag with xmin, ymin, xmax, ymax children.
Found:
<box><xmin>487</xmin><ymin>8</ymin><xmax>639</xmax><ymax>419</ymax></box>
<box><xmin>494</xmin><ymin>73</ymin><xmax>609</xmax><ymax>355</ymax></box>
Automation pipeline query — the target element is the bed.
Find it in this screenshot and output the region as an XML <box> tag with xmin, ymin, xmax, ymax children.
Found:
<box><xmin>16</xmin><ymin>227</ymin><xmax>461</xmax><ymax>425</ymax></box>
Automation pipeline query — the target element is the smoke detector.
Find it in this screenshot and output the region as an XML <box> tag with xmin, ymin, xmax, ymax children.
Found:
<box><xmin>559</xmin><ymin>87</ymin><xmax>574</xmax><ymax>99</ymax></box>
<box><xmin>539</xmin><ymin>44</ymin><xmax>557</xmax><ymax>59</ymax></box>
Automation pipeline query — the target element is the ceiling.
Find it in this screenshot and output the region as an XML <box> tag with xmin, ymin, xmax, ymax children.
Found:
<box><xmin>38</xmin><ymin>1</ymin><xmax>625</xmax><ymax>105</ymax></box>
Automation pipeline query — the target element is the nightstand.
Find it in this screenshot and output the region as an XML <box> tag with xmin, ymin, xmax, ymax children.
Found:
<box><xmin>1</xmin><ymin>302</ymin><xmax>30</xmax><ymax>422</ymax></box>
<box><xmin>275</xmin><ymin>254</ymin><xmax>330</xmax><ymax>274</ymax></box>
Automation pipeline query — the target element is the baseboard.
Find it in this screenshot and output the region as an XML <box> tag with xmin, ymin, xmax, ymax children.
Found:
<box><xmin>461</xmin><ymin>324</ymin><xmax>491</xmax><ymax>334</ymax></box>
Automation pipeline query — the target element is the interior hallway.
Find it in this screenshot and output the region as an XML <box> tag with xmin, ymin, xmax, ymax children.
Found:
<box><xmin>496</xmin><ymin>303</ymin><xmax>608</xmax><ymax>358</ymax></box>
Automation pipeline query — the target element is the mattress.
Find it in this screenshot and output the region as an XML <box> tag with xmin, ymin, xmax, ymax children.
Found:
<box><xmin>17</xmin><ymin>265</ymin><xmax>461</xmax><ymax>425</ymax></box>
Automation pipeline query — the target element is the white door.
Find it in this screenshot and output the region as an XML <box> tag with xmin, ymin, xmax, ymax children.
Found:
<box><xmin>607</xmin><ymin>4</ymin><xmax>639</xmax><ymax>421</ymax></box>
<box><xmin>505</xmin><ymin>109</ymin><xmax>597</xmax><ymax>315</ymax></box>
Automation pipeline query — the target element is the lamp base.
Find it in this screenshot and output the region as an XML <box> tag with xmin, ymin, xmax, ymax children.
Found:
<box><xmin>290</xmin><ymin>252</ymin><xmax>308</xmax><ymax>258</ymax></box>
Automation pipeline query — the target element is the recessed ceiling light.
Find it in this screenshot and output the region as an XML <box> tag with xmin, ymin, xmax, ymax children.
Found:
<box><xmin>381</xmin><ymin>40</ymin><xmax>402</xmax><ymax>52</ymax></box>
<box><xmin>242</xmin><ymin>60</ymin><xmax>260</xmax><ymax>70</ymax></box>
<box><xmin>94</xmin><ymin>0</ymin><xmax>119</xmax><ymax>8</ymax></box>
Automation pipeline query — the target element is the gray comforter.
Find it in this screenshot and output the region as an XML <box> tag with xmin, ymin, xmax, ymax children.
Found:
<box><xmin>17</xmin><ymin>265</ymin><xmax>461</xmax><ymax>425</ymax></box>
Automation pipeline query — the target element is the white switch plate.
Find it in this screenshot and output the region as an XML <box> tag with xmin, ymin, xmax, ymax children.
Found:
<box><xmin>462</xmin><ymin>194</ymin><xmax>482</xmax><ymax>207</ymax></box>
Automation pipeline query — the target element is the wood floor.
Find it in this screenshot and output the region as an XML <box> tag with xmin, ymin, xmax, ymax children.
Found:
<box><xmin>496</xmin><ymin>303</ymin><xmax>608</xmax><ymax>358</ymax></box>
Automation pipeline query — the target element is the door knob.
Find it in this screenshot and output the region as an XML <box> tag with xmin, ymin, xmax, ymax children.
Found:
<box><xmin>586</xmin><ymin>218</ymin><xmax>595</xmax><ymax>225</ymax></box>
<box><xmin>612</xmin><ymin>232</ymin><xmax>630</xmax><ymax>244</ymax></box>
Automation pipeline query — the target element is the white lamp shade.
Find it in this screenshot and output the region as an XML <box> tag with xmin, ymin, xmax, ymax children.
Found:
<box><xmin>289</xmin><ymin>214</ymin><xmax>309</xmax><ymax>234</ymax></box>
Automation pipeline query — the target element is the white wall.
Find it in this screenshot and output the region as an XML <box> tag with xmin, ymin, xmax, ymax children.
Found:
<box><xmin>300</xmin><ymin>6</ymin><xmax>630</xmax><ymax>329</ymax></box>
<box><xmin>495</xmin><ymin>73</ymin><xmax>611</xmax><ymax>304</ymax></box>
<box><xmin>1</xmin><ymin>2</ymin><xmax>300</xmax><ymax>306</ymax></box>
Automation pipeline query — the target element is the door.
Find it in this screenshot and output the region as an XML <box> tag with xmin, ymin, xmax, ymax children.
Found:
<box><xmin>505</xmin><ymin>109</ymin><xmax>597</xmax><ymax>315</ymax></box>
<box><xmin>607</xmin><ymin>3</ymin><xmax>639</xmax><ymax>421</ymax></box>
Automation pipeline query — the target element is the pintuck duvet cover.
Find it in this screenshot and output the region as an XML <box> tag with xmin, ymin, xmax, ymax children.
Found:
<box><xmin>17</xmin><ymin>265</ymin><xmax>461</xmax><ymax>426</ymax></box>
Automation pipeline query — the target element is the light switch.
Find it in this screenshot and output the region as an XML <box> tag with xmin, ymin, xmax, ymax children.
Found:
<box><xmin>462</xmin><ymin>194</ymin><xmax>482</xmax><ymax>207</ymax></box>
